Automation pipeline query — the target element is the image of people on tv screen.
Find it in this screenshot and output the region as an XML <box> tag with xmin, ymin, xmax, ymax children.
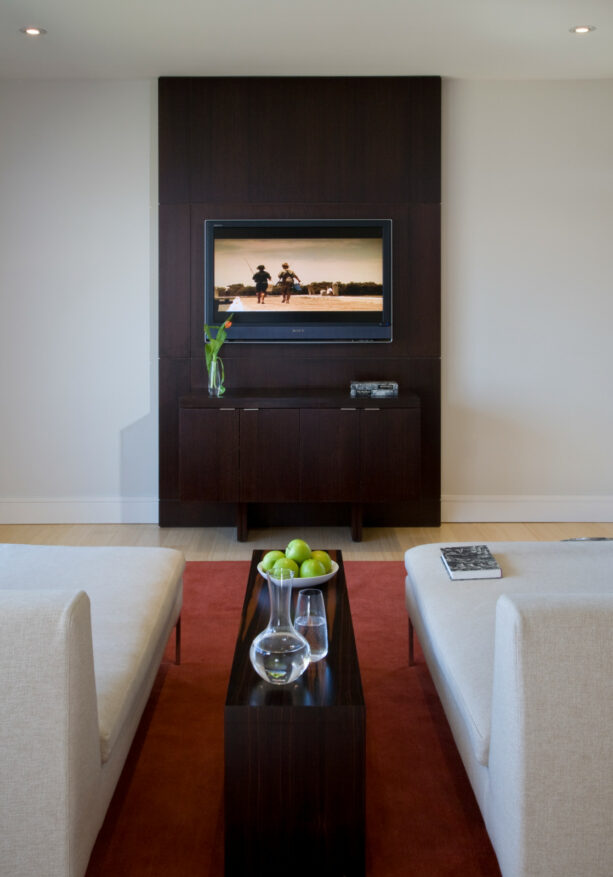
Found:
<box><xmin>213</xmin><ymin>237</ymin><xmax>383</xmax><ymax>312</ymax></box>
<box><xmin>252</xmin><ymin>265</ymin><xmax>271</xmax><ymax>304</ymax></box>
<box><xmin>277</xmin><ymin>262</ymin><xmax>301</xmax><ymax>303</ymax></box>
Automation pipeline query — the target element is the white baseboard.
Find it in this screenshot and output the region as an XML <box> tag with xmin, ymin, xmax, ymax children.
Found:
<box><xmin>0</xmin><ymin>498</ymin><xmax>159</xmax><ymax>525</ymax></box>
<box><xmin>442</xmin><ymin>495</ymin><xmax>613</xmax><ymax>523</ymax></box>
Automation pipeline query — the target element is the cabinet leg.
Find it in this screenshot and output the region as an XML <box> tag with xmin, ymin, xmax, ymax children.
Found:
<box><xmin>351</xmin><ymin>503</ymin><xmax>363</xmax><ymax>542</ymax></box>
<box><xmin>408</xmin><ymin>618</ymin><xmax>415</xmax><ymax>666</ymax></box>
<box><xmin>236</xmin><ymin>503</ymin><xmax>248</xmax><ymax>542</ymax></box>
<box><xmin>175</xmin><ymin>615</ymin><xmax>181</xmax><ymax>665</ymax></box>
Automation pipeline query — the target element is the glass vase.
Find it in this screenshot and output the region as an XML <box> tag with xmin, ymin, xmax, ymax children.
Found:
<box><xmin>207</xmin><ymin>356</ymin><xmax>225</xmax><ymax>396</ymax></box>
<box><xmin>249</xmin><ymin>570</ymin><xmax>311</xmax><ymax>685</ymax></box>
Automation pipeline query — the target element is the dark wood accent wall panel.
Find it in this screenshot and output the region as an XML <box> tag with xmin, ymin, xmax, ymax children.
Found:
<box><xmin>160</xmin><ymin>78</ymin><xmax>441</xmax><ymax>205</ymax></box>
<box><xmin>159</xmin><ymin>203</ymin><xmax>191</xmax><ymax>357</ymax></box>
<box><xmin>159</xmin><ymin>76</ymin><xmax>441</xmax><ymax>528</ymax></box>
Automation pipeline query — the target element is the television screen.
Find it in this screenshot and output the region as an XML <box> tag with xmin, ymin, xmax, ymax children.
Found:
<box><xmin>204</xmin><ymin>219</ymin><xmax>392</xmax><ymax>342</ymax></box>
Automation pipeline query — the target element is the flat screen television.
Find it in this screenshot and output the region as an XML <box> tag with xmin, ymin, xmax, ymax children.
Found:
<box><xmin>204</xmin><ymin>218</ymin><xmax>392</xmax><ymax>342</ymax></box>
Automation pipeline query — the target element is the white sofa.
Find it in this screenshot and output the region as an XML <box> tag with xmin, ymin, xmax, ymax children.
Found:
<box><xmin>405</xmin><ymin>540</ymin><xmax>613</xmax><ymax>877</ymax></box>
<box><xmin>0</xmin><ymin>543</ymin><xmax>184</xmax><ymax>877</ymax></box>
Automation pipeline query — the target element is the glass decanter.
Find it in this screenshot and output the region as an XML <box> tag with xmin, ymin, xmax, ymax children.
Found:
<box><xmin>249</xmin><ymin>569</ymin><xmax>310</xmax><ymax>685</ymax></box>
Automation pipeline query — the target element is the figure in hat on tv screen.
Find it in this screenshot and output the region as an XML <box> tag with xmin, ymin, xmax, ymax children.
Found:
<box><xmin>252</xmin><ymin>264</ymin><xmax>271</xmax><ymax>304</ymax></box>
<box><xmin>278</xmin><ymin>262</ymin><xmax>301</xmax><ymax>304</ymax></box>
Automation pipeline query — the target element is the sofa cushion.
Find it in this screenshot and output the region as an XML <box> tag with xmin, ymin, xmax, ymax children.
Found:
<box><xmin>405</xmin><ymin>540</ymin><xmax>613</xmax><ymax>767</ymax></box>
<box><xmin>0</xmin><ymin>544</ymin><xmax>184</xmax><ymax>762</ymax></box>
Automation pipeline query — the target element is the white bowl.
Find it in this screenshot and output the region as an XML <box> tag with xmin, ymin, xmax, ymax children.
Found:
<box><xmin>257</xmin><ymin>560</ymin><xmax>339</xmax><ymax>588</ymax></box>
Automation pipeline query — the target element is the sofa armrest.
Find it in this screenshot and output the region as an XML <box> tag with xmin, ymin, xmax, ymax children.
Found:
<box><xmin>0</xmin><ymin>590</ymin><xmax>102</xmax><ymax>877</ymax></box>
<box><xmin>487</xmin><ymin>593</ymin><xmax>613</xmax><ymax>877</ymax></box>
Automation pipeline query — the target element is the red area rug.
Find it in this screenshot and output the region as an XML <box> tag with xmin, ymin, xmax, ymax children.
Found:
<box><xmin>86</xmin><ymin>561</ymin><xmax>501</xmax><ymax>876</ymax></box>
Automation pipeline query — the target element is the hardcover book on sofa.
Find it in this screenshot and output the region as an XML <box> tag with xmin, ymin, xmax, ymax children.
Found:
<box><xmin>440</xmin><ymin>545</ymin><xmax>502</xmax><ymax>580</ymax></box>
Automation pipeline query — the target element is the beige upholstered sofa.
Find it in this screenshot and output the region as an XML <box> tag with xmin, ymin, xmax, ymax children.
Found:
<box><xmin>0</xmin><ymin>544</ymin><xmax>184</xmax><ymax>877</ymax></box>
<box><xmin>405</xmin><ymin>540</ymin><xmax>613</xmax><ymax>877</ymax></box>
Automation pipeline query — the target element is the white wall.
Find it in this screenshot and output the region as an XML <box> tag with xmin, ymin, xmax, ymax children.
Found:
<box><xmin>0</xmin><ymin>80</ymin><xmax>158</xmax><ymax>523</ymax></box>
<box><xmin>442</xmin><ymin>79</ymin><xmax>613</xmax><ymax>520</ymax></box>
<box><xmin>0</xmin><ymin>78</ymin><xmax>611</xmax><ymax>523</ymax></box>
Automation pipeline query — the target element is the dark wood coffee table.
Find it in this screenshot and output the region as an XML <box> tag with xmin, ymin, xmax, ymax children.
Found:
<box><xmin>224</xmin><ymin>549</ymin><xmax>365</xmax><ymax>877</ymax></box>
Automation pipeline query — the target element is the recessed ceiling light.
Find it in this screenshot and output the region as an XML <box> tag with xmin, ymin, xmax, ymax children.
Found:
<box><xmin>20</xmin><ymin>27</ymin><xmax>47</xmax><ymax>36</ymax></box>
<box><xmin>569</xmin><ymin>25</ymin><xmax>596</xmax><ymax>35</ymax></box>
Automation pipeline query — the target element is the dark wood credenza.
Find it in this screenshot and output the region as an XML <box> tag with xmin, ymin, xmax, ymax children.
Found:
<box><xmin>178</xmin><ymin>389</ymin><xmax>421</xmax><ymax>541</ymax></box>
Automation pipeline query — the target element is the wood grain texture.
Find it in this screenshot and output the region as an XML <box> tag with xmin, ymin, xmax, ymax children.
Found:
<box><xmin>359</xmin><ymin>408</ymin><xmax>421</xmax><ymax>502</ymax></box>
<box><xmin>162</xmin><ymin>77</ymin><xmax>441</xmax><ymax>206</ymax></box>
<box><xmin>159</xmin><ymin>357</ymin><xmax>192</xmax><ymax>508</ymax></box>
<box><xmin>157</xmin><ymin>78</ymin><xmax>190</xmax><ymax>204</ymax></box>
<box><xmin>299</xmin><ymin>408</ymin><xmax>360</xmax><ymax>502</ymax></box>
<box><xmin>224</xmin><ymin>550</ymin><xmax>365</xmax><ymax>876</ymax></box>
<box><xmin>177</xmin><ymin>392</ymin><xmax>422</xmax><ymax>535</ymax></box>
<box><xmin>239</xmin><ymin>409</ymin><xmax>301</xmax><ymax>502</ymax></box>
<box><xmin>159</xmin><ymin>204</ymin><xmax>191</xmax><ymax>357</ymax></box>
<box><xmin>158</xmin><ymin>76</ymin><xmax>441</xmax><ymax>527</ymax></box>
<box><xmin>178</xmin><ymin>409</ymin><xmax>239</xmax><ymax>501</ymax></box>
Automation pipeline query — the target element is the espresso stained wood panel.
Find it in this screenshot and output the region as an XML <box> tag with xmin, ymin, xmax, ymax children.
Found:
<box><xmin>158</xmin><ymin>78</ymin><xmax>191</xmax><ymax>204</ymax></box>
<box><xmin>360</xmin><ymin>408</ymin><xmax>421</xmax><ymax>502</ymax></box>
<box><xmin>177</xmin><ymin>77</ymin><xmax>441</xmax><ymax>205</ymax></box>
<box><xmin>159</xmin><ymin>356</ymin><xmax>192</xmax><ymax>510</ymax></box>
<box><xmin>299</xmin><ymin>408</ymin><xmax>360</xmax><ymax>502</ymax></box>
<box><xmin>239</xmin><ymin>409</ymin><xmax>300</xmax><ymax>503</ymax></box>
<box><xmin>337</xmin><ymin>78</ymin><xmax>415</xmax><ymax>203</ymax></box>
<box><xmin>225</xmin><ymin>550</ymin><xmax>365</xmax><ymax>876</ymax></box>
<box><xmin>406</xmin><ymin>76</ymin><xmax>443</xmax><ymax>203</ymax></box>
<box><xmin>159</xmin><ymin>203</ymin><xmax>191</xmax><ymax>357</ymax></box>
<box><xmin>159</xmin><ymin>76</ymin><xmax>441</xmax><ymax>528</ymax></box>
<box><xmin>406</xmin><ymin>203</ymin><xmax>441</xmax><ymax>356</ymax></box>
<box><xmin>179</xmin><ymin>409</ymin><xmax>239</xmax><ymax>501</ymax></box>
<box><xmin>187</xmin><ymin>78</ymin><xmax>251</xmax><ymax>203</ymax></box>
<box><xmin>245</xmin><ymin>78</ymin><xmax>344</xmax><ymax>204</ymax></box>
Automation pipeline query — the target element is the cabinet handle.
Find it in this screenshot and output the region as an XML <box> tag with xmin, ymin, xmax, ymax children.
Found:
<box><xmin>220</xmin><ymin>407</ymin><xmax>236</xmax><ymax>411</ymax></box>
<box><xmin>244</xmin><ymin>408</ymin><xmax>259</xmax><ymax>411</ymax></box>
<box><xmin>365</xmin><ymin>407</ymin><xmax>380</xmax><ymax>411</ymax></box>
<box><xmin>340</xmin><ymin>407</ymin><xmax>356</xmax><ymax>411</ymax></box>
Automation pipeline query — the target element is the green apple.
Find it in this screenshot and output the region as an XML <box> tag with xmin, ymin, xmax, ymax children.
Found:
<box><xmin>285</xmin><ymin>538</ymin><xmax>312</xmax><ymax>565</ymax></box>
<box><xmin>261</xmin><ymin>550</ymin><xmax>285</xmax><ymax>572</ymax></box>
<box><xmin>299</xmin><ymin>558</ymin><xmax>326</xmax><ymax>578</ymax></box>
<box><xmin>311</xmin><ymin>550</ymin><xmax>332</xmax><ymax>573</ymax></box>
<box><xmin>271</xmin><ymin>557</ymin><xmax>299</xmax><ymax>578</ymax></box>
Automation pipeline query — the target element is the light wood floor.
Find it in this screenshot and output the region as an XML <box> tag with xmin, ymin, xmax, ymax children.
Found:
<box><xmin>1</xmin><ymin>521</ymin><xmax>613</xmax><ymax>561</ymax></box>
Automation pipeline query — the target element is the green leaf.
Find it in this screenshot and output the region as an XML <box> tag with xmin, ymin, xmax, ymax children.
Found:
<box><xmin>204</xmin><ymin>315</ymin><xmax>233</xmax><ymax>377</ymax></box>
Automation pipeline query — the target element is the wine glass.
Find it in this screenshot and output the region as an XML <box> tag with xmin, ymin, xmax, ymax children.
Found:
<box><xmin>294</xmin><ymin>588</ymin><xmax>328</xmax><ymax>662</ymax></box>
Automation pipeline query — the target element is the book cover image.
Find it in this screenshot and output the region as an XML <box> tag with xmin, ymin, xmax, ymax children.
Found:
<box><xmin>440</xmin><ymin>545</ymin><xmax>502</xmax><ymax>580</ymax></box>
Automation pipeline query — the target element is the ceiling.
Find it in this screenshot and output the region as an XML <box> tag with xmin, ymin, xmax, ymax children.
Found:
<box><xmin>1</xmin><ymin>0</ymin><xmax>612</xmax><ymax>81</ymax></box>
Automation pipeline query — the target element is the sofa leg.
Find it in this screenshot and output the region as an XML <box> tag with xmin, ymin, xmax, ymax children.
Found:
<box><xmin>408</xmin><ymin>618</ymin><xmax>415</xmax><ymax>666</ymax></box>
<box><xmin>175</xmin><ymin>616</ymin><xmax>181</xmax><ymax>665</ymax></box>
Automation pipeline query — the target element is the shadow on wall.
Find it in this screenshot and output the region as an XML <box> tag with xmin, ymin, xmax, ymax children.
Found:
<box><xmin>120</xmin><ymin>410</ymin><xmax>158</xmax><ymax>523</ymax></box>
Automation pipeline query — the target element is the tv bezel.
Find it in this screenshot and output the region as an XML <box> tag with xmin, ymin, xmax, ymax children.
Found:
<box><xmin>204</xmin><ymin>218</ymin><xmax>393</xmax><ymax>342</ymax></box>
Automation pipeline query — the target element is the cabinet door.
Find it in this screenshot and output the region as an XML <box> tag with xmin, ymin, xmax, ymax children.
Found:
<box><xmin>240</xmin><ymin>409</ymin><xmax>300</xmax><ymax>502</ymax></box>
<box><xmin>359</xmin><ymin>408</ymin><xmax>421</xmax><ymax>502</ymax></box>
<box><xmin>179</xmin><ymin>408</ymin><xmax>239</xmax><ymax>501</ymax></box>
<box><xmin>299</xmin><ymin>409</ymin><xmax>360</xmax><ymax>502</ymax></box>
